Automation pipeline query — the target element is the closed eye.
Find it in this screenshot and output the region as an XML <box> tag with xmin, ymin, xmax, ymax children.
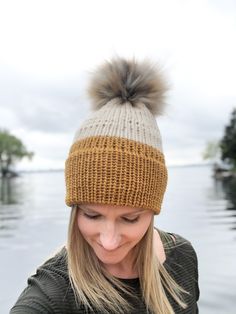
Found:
<box><xmin>122</xmin><ymin>216</ymin><xmax>139</xmax><ymax>223</ymax></box>
<box><xmin>82</xmin><ymin>210</ymin><xmax>140</xmax><ymax>223</ymax></box>
<box><xmin>83</xmin><ymin>213</ymin><xmax>101</xmax><ymax>220</ymax></box>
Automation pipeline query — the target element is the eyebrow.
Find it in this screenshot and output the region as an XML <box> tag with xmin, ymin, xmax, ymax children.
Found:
<box><xmin>78</xmin><ymin>206</ymin><xmax>146</xmax><ymax>216</ymax></box>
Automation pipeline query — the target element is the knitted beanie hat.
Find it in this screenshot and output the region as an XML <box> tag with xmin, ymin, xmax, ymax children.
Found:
<box><xmin>65</xmin><ymin>57</ymin><xmax>169</xmax><ymax>214</ymax></box>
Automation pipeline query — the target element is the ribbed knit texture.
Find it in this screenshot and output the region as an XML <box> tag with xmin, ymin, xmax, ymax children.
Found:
<box><xmin>65</xmin><ymin>136</ymin><xmax>167</xmax><ymax>212</ymax></box>
<box><xmin>10</xmin><ymin>230</ymin><xmax>199</xmax><ymax>314</ymax></box>
<box><xmin>65</xmin><ymin>98</ymin><xmax>168</xmax><ymax>214</ymax></box>
<box><xmin>73</xmin><ymin>100</ymin><xmax>163</xmax><ymax>151</ymax></box>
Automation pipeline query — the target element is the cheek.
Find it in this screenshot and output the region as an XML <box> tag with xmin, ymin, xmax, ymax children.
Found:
<box><xmin>77</xmin><ymin>214</ymin><xmax>97</xmax><ymax>239</ymax></box>
<box><xmin>125</xmin><ymin>217</ymin><xmax>152</xmax><ymax>243</ymax></box>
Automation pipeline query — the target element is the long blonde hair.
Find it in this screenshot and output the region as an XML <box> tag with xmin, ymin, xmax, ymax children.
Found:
<box><xmin>67</xmin><ymin>206</ymin><xmax>188</xmax><ymax>314</ymax></box>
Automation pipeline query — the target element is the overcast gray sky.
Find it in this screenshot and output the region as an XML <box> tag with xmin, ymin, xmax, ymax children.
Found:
<box><xmin>0</xmin><ymin>0</ymin><xmax>236</xmax><ymax>170</ymax></box>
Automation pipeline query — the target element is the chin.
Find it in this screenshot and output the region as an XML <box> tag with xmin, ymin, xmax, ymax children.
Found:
<box><xmin>98</xmin><ymin>256</ymin><xmax>124</xmax><ymax>265</ymax></box>
<box><xmin>93</xmin><ymin>248</ymin><xmax>129</xmax><ymax>265</ymax></box>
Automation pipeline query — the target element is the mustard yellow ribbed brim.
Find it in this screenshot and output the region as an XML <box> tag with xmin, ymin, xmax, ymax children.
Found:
<box><xmin>65</xmin><ymin>136</ymin><xmax>167</xmax><ymax>214</ymax></box>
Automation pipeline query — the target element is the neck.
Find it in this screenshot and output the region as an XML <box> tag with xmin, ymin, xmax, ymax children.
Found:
<box><xmin>102</xmin><ymin>248</ymin><xmax>138</xmax><ymax>279</ymax></box>
<box><xmin>103</xmin><ymin>263</ymin><xmax>138</xmax><ymax>279</ymax></box>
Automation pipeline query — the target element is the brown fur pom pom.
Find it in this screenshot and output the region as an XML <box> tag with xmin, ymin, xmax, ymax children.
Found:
<box><xmin>87</xmin><ymin>57</ymin><xmax>169</xmax><ymax>116</ymax></box>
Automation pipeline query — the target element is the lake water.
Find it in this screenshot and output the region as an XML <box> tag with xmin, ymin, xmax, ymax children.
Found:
<box><xmin>0</xmin><ymin>165</ymin><xmax>236</xmax><ymax>313</ymax></box>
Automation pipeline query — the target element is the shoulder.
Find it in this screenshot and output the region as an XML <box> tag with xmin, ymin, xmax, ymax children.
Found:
<box><xmin>39</xmin><ymin>246</ymin><xmax>68</xmax><ymax>275</ymax></box>
<box><xmin>30</xmin><ymin>246</ymin><xmax>69</xmax><ymax>291</ymax></box>
<box><xmin>156</xmin><ymin>228</ymin><xmax>199</xmax><ymax>284</ymax></box>
<box><xmin>157</xmin><ymin>229</ymin><xmax>200</xmax><ymax>309</ymax></box>
<box><xmin>157</xmin><ymin>228</ymin><xmax>198</xmax><ymax>268</ymax></box>
<box><xmin>169</xmin><ymin>232</ymin><xmax>199</xmax><ymax>272</ymax></box>
<box><xmin>10</xmin><ymin>247</ymin><xmax>73</xmax><ymax>314</ymax></box>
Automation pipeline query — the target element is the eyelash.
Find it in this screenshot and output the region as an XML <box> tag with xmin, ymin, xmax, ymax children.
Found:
<box><xmin>83</xmin><ymin>213</ymin><xmax>139</xmax><ymax>224</ymax></box>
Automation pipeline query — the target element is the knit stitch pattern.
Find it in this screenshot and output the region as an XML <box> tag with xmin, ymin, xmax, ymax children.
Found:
<box><xmin>65</xmin><ymin>136</ymin><xmax>167</xmax><ymax>213</ymax></box>
<box><xmin>73</xmin><ymin>99</ymin><xmax>163</xmax><ymax>151</ymax></box>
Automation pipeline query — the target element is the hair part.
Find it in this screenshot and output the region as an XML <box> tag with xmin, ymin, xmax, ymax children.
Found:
<box><xmin>67</xmin><ymin>206</ymin><xmax>188</xmax><ymax>314</ymax></box>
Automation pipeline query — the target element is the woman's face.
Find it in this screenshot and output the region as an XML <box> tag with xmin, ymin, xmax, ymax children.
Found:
<box><xmin>77</xmin><ymin>203</ymin><xmax>153</xmax><ymax>270</ymax></box>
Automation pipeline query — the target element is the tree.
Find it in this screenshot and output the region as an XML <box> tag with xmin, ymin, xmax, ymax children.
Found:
<box><xmin>202</xmin><ymin>140</ymin><xmax>221</xmax><ymax>163</ymax></box>
<box><xmin>220</xmin><ymin>108</ymin><xmax>236</xmax><ymax>169</ymax></box>
<box><xmin>0</xmin><ymin>129</ymin><xmax>33</xmax><ymax>177</ymax></box>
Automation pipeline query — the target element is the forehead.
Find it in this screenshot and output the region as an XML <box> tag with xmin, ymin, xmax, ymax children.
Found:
<box><xmin>78</xmin><ymin>203</ymin><xmax>146</xmax><ymax>215</ymax></box>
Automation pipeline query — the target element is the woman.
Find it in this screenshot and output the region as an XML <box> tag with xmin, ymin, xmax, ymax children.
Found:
<box><xmin>11</xmin><ymin>57</ymin><xmax>199</xmax><ymax>313</ymax></box>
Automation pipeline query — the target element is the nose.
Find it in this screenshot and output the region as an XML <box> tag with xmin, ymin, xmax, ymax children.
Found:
<box><xmin>99</xmin><ymin>222</ymin><xmax>121</xmax><ymax>251</ymax></box>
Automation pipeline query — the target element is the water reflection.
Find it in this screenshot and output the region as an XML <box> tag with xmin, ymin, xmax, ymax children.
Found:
<box><xmin>0</xmin><ymin>177</ymin><xmax>20</xmax><ymax>205</ymax></box>
<box><xmin>210</xmin><ymin>176</ymin><xmax>236</xmax><ymax>232</ymax></box>
<box><xmin>0</xmin><ymin>177</ymin><xmax>23</xmax><ymax>237</ymax></box>
<box><xmin>220</xmin><ymin>177</ymin><xmax>236</xmax><ymax>210</ymax></box>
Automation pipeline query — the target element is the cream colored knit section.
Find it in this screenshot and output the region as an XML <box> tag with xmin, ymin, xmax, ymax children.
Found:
<box><xmin>73</xmin><ymin>99</ymin><xmax>163</xmax><ymax>152</ymax></box>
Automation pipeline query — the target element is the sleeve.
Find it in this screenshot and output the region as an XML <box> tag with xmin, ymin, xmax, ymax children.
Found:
<box><xmin>171</xmin><ymin>233</ymin><xmax>200</xmax><ymax>312</ymax></box>
<box><xmin>10</xmin><ymin>269</ymin><xmax>60</xmax><ymax>314</ymax></box>
<box><xmin>193</xmin><ymin>246</ymin><xmax>200</xmax><ymax>312</ymax></box>
<box><xmin>181</xmin><ymin>237</ymin><xmax>200</xmax><ymax>312</ymax></box>
<box><xmin>188</xmin><ymin>239</ymin><xmax>200</xmax><ymax>305</ymax></box>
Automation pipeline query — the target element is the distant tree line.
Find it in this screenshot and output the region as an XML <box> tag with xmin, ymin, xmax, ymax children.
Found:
<box><xmin>203</xmin><ymin>108</ymin><xmax>236</xmax><ymax>175</ymax></box>
<box><xmin>220</xmin><ymin>108</ymin><xmax>236</xmax><ymax>169</ymax></box>
<box><xmin>0</xmin><ymin>129</ymin><xmax>33</xmax><ymax>178</ymax></box>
